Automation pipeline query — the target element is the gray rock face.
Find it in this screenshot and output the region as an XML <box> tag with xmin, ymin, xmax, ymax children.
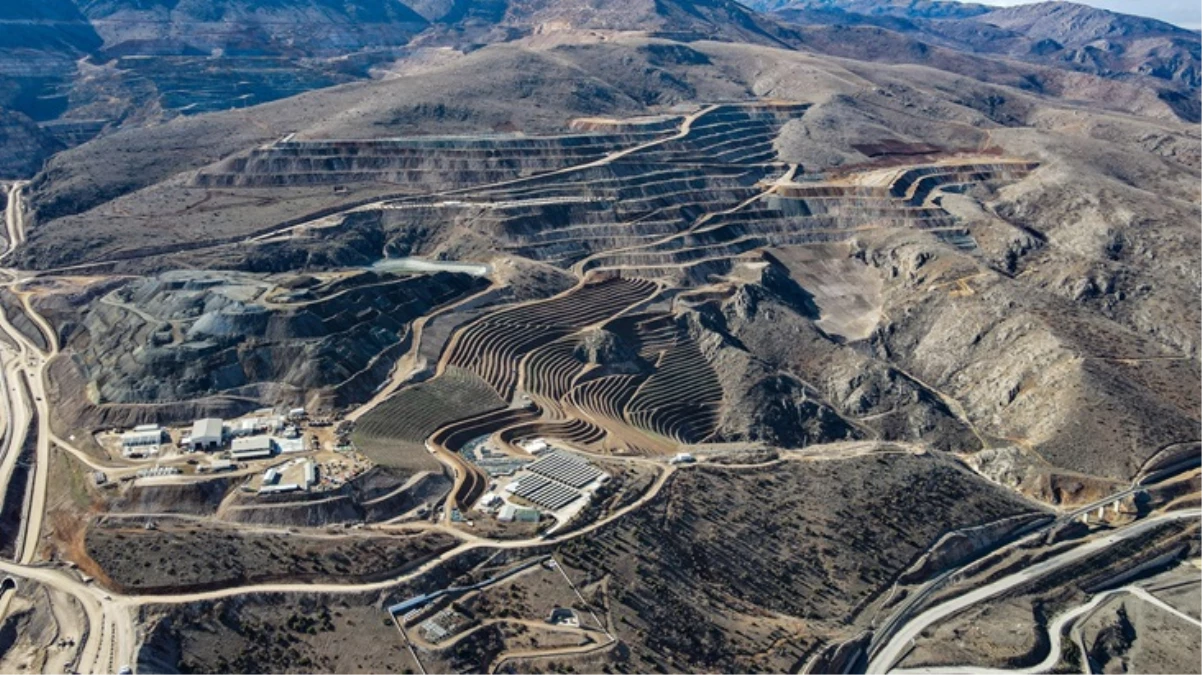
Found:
<box><xmin>574</xmin><ymin>329</ymin><xmax>649</xmax><ymax>374</ymax></box>
<box><xmin>58</xmin><ymin>268</ymin><xmax>485</xmax><ymax>410</ymax></box>
<box><xmin>752</xmin><ymin>0</ymin><xmax>1201</xmax><ymax>96</ymax></box>
<box><xmin>740</xmin><ymin>373</ymin><xmax>858</xmax><ymax>447</ymax></box>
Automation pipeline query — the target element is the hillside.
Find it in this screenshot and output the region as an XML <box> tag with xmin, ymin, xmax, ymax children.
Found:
<box><xmin>750</xmin><ymin>0</ymin><xmax>1200</xmax><ymax>119</ymax></box>
<box><xmin>0</xmin><ymin>0</ymin><xmax>102</xmax><ymax>170</ymax></box>
<box><xmin>0</xmin><ymin>2</ymin><xmax>1199</xmax><ymax>674</ymax></box>
<box><xmin>77</xmin><ymin>0</ymin><xmax>430</xmax><ymax>55</ymax></box>
<box><xmin>1</xmin><ymin>0</ymin><xmax>1198</xmax><ymax>178</ymax></box>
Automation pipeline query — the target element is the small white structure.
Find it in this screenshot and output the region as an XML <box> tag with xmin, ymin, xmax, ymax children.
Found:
<box><xmin>669</xmin><ymin>452</ymin><xmax>695</xmax><ymax>465</ymax></box>
<box><xmin>135</xmin><ymin>466</ymin><xmax>181</xmax><ymax>479</ymax></box>
<box><xmin>263</xmin><ymin>468</ymin><xmax>280</xmax><ymax>485</ymax></box>
<box><xmin>519</xmin><ymin>438</ymin><xmax>549</xmax><ymax>455</ymax></box>
<box><xmin>208</xmin><ymin>459</ymin><xmax>233</xmax><ymax>472</ymax></box>
<box><xmin>276</xmin><ymin>436</ymin><xmax>306</xmax><ymax>453</ymax></box>
<box><xmin>231</xmin><ymin>436</ymin><xmax>274</xmax><ymax>460</ymax></box>
<box><xmin>303</xmin><ymin>461</ymin><xmax>317</xmax><ymax>487</ymax></box>
<box><xmin>548</xmin><ymin>608</ymin><xmax>580</xmax><ymax>627</ymax></box>
<box><xmin>288</xmin><ymin>407</ymin><xmax>307</xmax><ymax>420</ymax></box>
<box><xmin>259</xmin><ymin>483</ymin><xmax>300</xmax><ymax>494</ymax></box>
<box><xmin>497</xmin><ymin>503</ymin><xmax>517</xmax><ymax>522</ymax></box>
<box><xmin>120</xmin><ymin>425</ymin><xmax>163</xmax><ymax>456</ymax></box>
<box><xmin>231</xmin><ymin>418</ymin><xmax>266</xmax><ymax>438</ymax></box>
<box><xmin>190</xmin><ymin>418</ymin><xmax>224</xmax><ymax>451</ymax></box>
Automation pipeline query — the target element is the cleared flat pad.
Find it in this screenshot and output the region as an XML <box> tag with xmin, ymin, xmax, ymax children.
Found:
<box><xmin>769</xmin><ymin>244</ymin><xmax>883</xmax><ymax>342</ymax></box>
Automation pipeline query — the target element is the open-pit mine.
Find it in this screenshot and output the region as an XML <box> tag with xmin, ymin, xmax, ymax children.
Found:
<box><xmin>0</xmin><ymin>1</ymin><xmax>1198</xmax><ymax>673</ymax></box>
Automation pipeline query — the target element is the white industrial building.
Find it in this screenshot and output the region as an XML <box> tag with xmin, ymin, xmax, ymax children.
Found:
<box><xmin>231</xmin><ymin>418</ymin><xmax>264</xmax><ymax>438</ymax></box>
<box><xmin>231</xmin><ymin>435</ymin><xmax>274</xmax><ymax>460</ymax></box>
<box><xmin>303</xmin><ymin>461</ymin><xmax>317</xmax><ymax>487</ymax></box>
<box><xmin>259</xmin><ymin>483</ymin><xmax>300</xmax><ymax>495</ymax></box>
<box><xmin>230</xmin><ymin>415</ymin><xmax>284</xmax><ymax>438</ymax></box>
<box><xmin>120</xmin><ymin>425</ymin><xmax>164</xmax><ymax>456</ymax></box>
<box><xmin>190</xmin><ymin>418</ymin><xmax>224</xmax><ymax>450</ymax></box>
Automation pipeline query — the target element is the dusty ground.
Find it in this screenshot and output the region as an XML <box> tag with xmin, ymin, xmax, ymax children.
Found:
<box><xmin>554</xmin><ymin>451</ymin><xmax>1041</xmax><ymax>672</ymax></box>
<box><xmin>85</xmin><ymin>523</ymin><xmax>458</xmax><ymax>593</ymax></box>
<box><xmin>899</xmin><ymin>523</ymin><xmax>1202</xmax><ymax>671</ymax></box>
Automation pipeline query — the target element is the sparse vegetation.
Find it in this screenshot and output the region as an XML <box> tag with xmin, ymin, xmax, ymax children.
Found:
<box><xmin>86</xmin><ymin>524</ymin><xmax>458</xmax><ymax>593</ymax></box>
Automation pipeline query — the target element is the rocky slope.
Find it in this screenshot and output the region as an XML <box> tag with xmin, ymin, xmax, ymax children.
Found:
<box><xmin>37</xmin><ymin>268</ymin><xmax>486</xmax><ymax>429</ymax></box>
<box><xmin>77</xmin><ymin>0</ymin><xmax>429</xmax><ymax>56</ymax></box>
<box><xmin>752</xmin><ymin>0</ymin><xmax>1200</xmax><ymax>120</ymax></box>
<box><xmin>0</xmin><ymin>1</ymin><xmax>102</xmax><ymax>176</ymax></box>
<box><xmin>4</xmin><ymin>0</ymin><xmax>1197</xmax><ymax>179</ymax></box>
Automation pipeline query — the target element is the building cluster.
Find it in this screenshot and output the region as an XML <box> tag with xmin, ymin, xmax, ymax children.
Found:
<box><xmin>117</xmin><ymin>409</ymin><xmax>312</xmax><ymax>461</ymax></box>
<box><xmin>417</xmin><ymin>607</ymin><xmax>474</xmax><ymax>644</ymax></box>
<box><xmin>475</xmin><ymin>440</ymin><xmax>610</xmax><ymax>527</ymax></box>
<box><xmin>503</xmin><ymin>451</ymin><xmax>606</xmax><ymax>511</ymax></box>
<box><xmin>257</xmin><ymin>458</ymin><xmax>318</xmax><ymax>495</ymax></box>
<box><xmin>460</xmin><ymin>437</ymin><xmax>531</xmax><ymax>477</ymax></box>
<box><xmin>119</xmin><ymin>424</ymin><xmax>166</xmax><ymax>457</ymax></box>
<box><xmin>134</xmin><ymin>466</ymin><xmax>182</xmax><ymax>479</ymax></box>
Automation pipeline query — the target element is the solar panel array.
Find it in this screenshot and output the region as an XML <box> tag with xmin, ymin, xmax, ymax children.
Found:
<box><xmin>511</xmin><ymin>474</ymin><xmax>581</xmax><ymax>510</ymax></box>
<box><xmin>527</xmin><ymin>452</ymin><xmax>603</xmax><ymax>488</ymax></box>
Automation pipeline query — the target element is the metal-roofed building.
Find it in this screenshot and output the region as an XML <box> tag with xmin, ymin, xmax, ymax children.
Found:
<box><xmin>231</xmin><ymin>435</ymin><xmax>274</xmax><ymax>460</ymax></box>
<box><xmin>526</xmin><ymin>452</ymin><xmax>604</xmax><ymax>488</ymax></box>
<box><xmin>510</xmin><ymin>474</ymin><xmax>581</xmax><ymax>511</ymax></box>
<box><xmin>190</xmin><ymin>418</ymin><xmax>224</xmax><ymax>450</ymax></box>
<box><xmin>121</xmin><ymin>426</ymin><xmax>164</xmax><ymax>456</ymax></box>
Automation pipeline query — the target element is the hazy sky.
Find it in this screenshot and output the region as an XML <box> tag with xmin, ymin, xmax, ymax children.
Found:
<box><xmin>976</xmin><ymin>1</ymin><xmax>1202</xmax><ymax>29</ymax></box>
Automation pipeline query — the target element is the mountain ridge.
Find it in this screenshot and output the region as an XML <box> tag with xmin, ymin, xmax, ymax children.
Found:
<box><xmin>0</xmin><ymin>0</ymin><xmax>1197</xmax><ymax>179</ymax></box>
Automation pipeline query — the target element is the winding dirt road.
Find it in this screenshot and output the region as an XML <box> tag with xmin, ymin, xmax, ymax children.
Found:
<box><xmin>867</xmin><ymin>509</ymin><xmax>1202</xmax><ymax>674</ymax></box>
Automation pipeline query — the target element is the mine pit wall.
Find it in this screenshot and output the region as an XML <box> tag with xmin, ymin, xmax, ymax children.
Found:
<box><xmin>192</xmin><ymin>131</ymin><xmax>673</xmax><ymax>189</ymax></box>
<box><xmin>1094</xmin><ymin>543</ymin><xmax>1195</xmax><ymax>595</ymax></box>
<box><xmin>315</xmin><ymin>327</ymin><xmax>414</xmax><ymax>411</ymax></box>
<box><xmin>568</xmin><ymin>116</ymin><xmax>682</xmax><ymax>134</ymax></box>
<box><xmin>42</xmin><ymin>269</ymin><xmax>489</xmax><ymax>437</ymax></box>
<box><xmin>45</xmin><ymin>355</ymin><xmax>267</xmax><ymax>436</ymax></box>
<box><xmin>361</xmin><ymin>472</ymin><xmax>451</xmax><ymax>522</ymax></box>
<box><xmin>19</xmin><ymin>193</ymin><xmax>404</xmax><ymax>273</ymax></box>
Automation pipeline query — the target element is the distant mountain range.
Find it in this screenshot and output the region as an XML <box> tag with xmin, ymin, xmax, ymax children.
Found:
<box><xmin>749</xmin><ymin>0</ymin><xmax>1199</xmax><ymax>89</ymax></box>
<box><xmin>0</xmin><ymin>0</ymin><xmax>1197</xmax><ymax>177</ymax></box>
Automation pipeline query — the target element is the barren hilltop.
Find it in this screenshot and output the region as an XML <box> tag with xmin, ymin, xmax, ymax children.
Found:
<box><xmin>0</xmin><ymin>1</ymin><xmax>1198</xmax><ymax>674</ymax></box>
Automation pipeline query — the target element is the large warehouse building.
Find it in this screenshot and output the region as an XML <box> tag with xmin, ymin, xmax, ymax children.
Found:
<box><xmin>190</xmin><ymin>418</ymin><xmax>225</xmax><ymax>450</ymax></box>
